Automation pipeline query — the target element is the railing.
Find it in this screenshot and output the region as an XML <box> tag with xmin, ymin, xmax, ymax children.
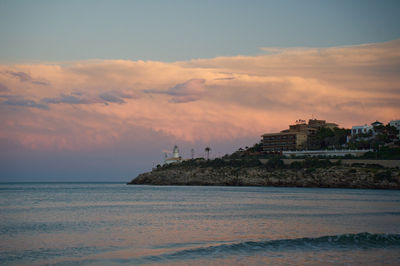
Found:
<box><xmin>282</xmin><ymin>149</ymin><xmax>373</xmax><ymax>157</ymax></box>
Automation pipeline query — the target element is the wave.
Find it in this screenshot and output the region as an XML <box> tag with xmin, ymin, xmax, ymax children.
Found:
<box><xmin>6</xmin><ymin>233</ymin><xmax>399</xmax><ymax>265</ymax></box>
<box><xmin>141</xmin><ymin>233</ymin><xmax>400</xmax><ymax>262</ymax></box>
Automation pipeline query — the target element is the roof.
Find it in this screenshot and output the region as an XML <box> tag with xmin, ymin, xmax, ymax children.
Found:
<box><xmin>371</xmin><ymin>121</ymin><xmax>383</xmax><ymax>126</ymax></box>
<box><xmin>325</xmin><ymin>123</ymin><xmax>338</xmax><ymax>126</ymax></box>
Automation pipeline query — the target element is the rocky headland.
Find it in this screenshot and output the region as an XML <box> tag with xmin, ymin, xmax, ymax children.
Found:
<box><xmin>128</xmin><ymin>159</ymin><xmax>400</xmax><ymax>189</ymax></box>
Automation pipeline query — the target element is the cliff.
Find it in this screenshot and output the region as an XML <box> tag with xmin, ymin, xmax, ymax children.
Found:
<box><xmin>128</xmin><ymin>163</ymin><xmax>400</xmax><ymax>189</ymax></box>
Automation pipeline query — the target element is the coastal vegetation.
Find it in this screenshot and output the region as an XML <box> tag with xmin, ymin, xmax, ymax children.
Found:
<box><xmin>129</xmin><ymin>156</ymin><xmax>400</xmax><ymax>189</ymax></box>
<box><xmin>129</xmin><ymin>121</ymin><xmax>400</xmax><ymax>189</ymax></box>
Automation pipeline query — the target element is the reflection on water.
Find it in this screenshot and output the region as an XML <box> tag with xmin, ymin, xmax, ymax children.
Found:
<box><xmin>1</xmin><ymin>183</ymin><xmax>400</xmax><ymax>265</ymax></box>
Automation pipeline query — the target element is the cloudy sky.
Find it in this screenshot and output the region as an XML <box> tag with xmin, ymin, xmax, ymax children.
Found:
<box><xmin>1</xmin><ymin>0</ymin><xmax>400</xmax><ymax>181</ymax></box>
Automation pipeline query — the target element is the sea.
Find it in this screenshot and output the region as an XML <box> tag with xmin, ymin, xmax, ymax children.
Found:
<box><xmin>1</xmin><ymin>183</ymin><xmax>400</xmax><ymax>265</ymax></box>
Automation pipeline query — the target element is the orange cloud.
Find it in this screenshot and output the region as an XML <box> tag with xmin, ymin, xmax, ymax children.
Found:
<box><xmin>1</xmin><ymin>40</ymin><xmax>399</xmax><ymax>151</ymax></box>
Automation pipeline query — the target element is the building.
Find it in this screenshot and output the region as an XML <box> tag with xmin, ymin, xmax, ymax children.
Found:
<box><xmin>164</xmin><ymin>145</ymin><xmax>182</xmax><ymax>164</ymax></box>
<box><xmin>284</xmin><ymin>119</ymin><xmax>338</xmax><ymax>133</ymax></box>
<box><xmin>308</xmin><ymin>119</ymin><xmax>338</xmax><ymax>130</ymax></box>
<box><xmin>262</xmin><ymin>132</ymin><xmax>307</xmax><ymax>153</ymax></box>
<box><xmin>390</xmin><ymin>120</ymin><xmax>400</xmax><ymax>129</ymax></box>
<box><xmin>261</xmin><ymin>118</ymin><xmax>339</xmax><ymax>153</ymax></box>
<box><xmin>284</xmin><ymin>118</ymin><xmax>338</xmax><ymax>150</ymax></box>
<box><xmin>389</xmin><ymin>120</ymin><xmax>400</xmax><ymax>138</ymax></box>
<box><xmin>351</xmin><ymin>124</ymin><xmax>373</xmax><ymax>136</ymax></box>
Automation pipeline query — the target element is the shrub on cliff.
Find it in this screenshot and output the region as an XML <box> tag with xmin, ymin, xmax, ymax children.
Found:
<box><xmin>303</xmin><ymin>158</ymin><xmax>333</xmax><ymax>168</ymax></box>
<box><xmin>289</xmin><ymin>161</ymin><xmax>303</xmax><ymax>170</ymax></box>
<box><xmin>305</xmin><ymin>167</ymin><xmax>316</xmax><ymax>174</ymax></box>
<box><xmin>289</xmin><ymin>158</ymin><xmax>336</xmax><ymax>170</ymax></box>
<box><xmin>265</xmin><ymin>157</ymin><xmax>285</xmax><ymax>170</ymax></box>
<box><xmin>245</xmin><ymin>158</ymin><xmax>263</xmax><ymax>167</ymax></box>
<box><xmin>365</xmin><ymin>163</ymin><xmax>384</xmax><ymax>169</ymax></box>
<box><xmin>374</xmin><ymin>170</ymin><xmax>394</xmax><ymax>182</ymax></box>
<box><xmin>361</xmin><ymin>147</ymin><xmax>400</xmax><ymax>160</ymax></box>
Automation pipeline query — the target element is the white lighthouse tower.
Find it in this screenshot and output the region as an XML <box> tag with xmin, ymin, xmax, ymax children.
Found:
<box><xmin>164</xmin><ymin>145</ymin><xmax>182</xmax><ymax>164</ymax></box>
<box><xmin>172</xmin><ymin>145</ymin><xmax>180</xmax><ymax>159</ymax></box>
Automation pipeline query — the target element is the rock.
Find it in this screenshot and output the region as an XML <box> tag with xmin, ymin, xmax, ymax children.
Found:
<box><xmin>127</xmin><ymin>164</ymin><xmax>400</xmax><ymax>190</ymax></box>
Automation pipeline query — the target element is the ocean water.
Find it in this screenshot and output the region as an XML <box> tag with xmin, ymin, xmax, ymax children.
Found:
<box><xmin>1</xmin><ymin>183</ymin><xmax>400</xmax><ymax>265</ymax></box>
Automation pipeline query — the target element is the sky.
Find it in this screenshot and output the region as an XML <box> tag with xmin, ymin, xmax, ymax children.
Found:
<box><xmin>0</xmin><ymin>0</ymin><xmax>400</xmax><ymax>181</ymax></box>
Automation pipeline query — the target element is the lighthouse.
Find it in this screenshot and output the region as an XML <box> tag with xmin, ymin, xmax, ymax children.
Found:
<box><xmin>172</xmin><ymin>145</ymin><xmax>180</xmax><ymax>159</ymax></box>
<box><xmin>164</xmin><ymin>145</ymin><xmax>182</xmax><ymax>164</ymax></box>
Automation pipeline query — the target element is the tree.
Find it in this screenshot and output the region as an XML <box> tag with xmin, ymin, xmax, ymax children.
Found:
<box><xmin>205</xmin><ymin>147</ymin><xmax>211</xmax><ymax>160</ymax></box>
<box><xmin>387</xmin><ymin>125</ymin><xmax>399</xmax><ymax>135</ymax></box>
<box><xmin>265</xmin><ymin>157</ymin><xmax>284</xmax><ymax>169</ymax></box>
<box><xmin>312</xmin><ymin>127</ymin><xmax>350</xmax><ymax>149</ymax></box>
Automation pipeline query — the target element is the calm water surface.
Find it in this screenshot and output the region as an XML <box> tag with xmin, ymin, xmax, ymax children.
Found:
<box><xmin>1</xmin><ymin>183</ymin><xmax>400</xmax><ymax>265</ymax></box>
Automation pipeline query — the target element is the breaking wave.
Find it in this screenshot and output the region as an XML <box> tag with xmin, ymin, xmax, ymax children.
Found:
<box><xmin>141</xmin><ymin>232</ymin><xmax>400</xmax><ymax>262</ymax></box>
<box><xmin>26</xmin><ymin>233</ymin><xmax>400</xmax><ymax>265</ymax></box>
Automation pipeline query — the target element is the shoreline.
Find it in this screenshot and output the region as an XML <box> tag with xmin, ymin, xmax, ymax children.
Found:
<box><xmin>127</xmin><ymin>182</ymin><xmax>400</xmax><ymax>190</ymax></box>
<box><xmin>128</xmin><ymin>163</ymin><xmax>400</xmax><ymax>190</ymax></box>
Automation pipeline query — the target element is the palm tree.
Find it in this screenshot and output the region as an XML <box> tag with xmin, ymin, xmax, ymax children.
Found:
<box><xmin>205</xmin><ymin>147</ymin><xmax>211</xmax><ymax>160</ymax></box>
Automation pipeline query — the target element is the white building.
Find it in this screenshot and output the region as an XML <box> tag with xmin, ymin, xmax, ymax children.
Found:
<box><xmin>164</xmin><ymin>145</ymin><xmax>182</xmax><ymax>164</ymax></box>
<box><xmin>351</xmin><ymin>124</ymin><xmax>373</xmax><ymax>136</ymax></box>
<box><xmin>389</xmin><ymin>120</ymin><xmax>400</xmax><ymax>138</ymax></box>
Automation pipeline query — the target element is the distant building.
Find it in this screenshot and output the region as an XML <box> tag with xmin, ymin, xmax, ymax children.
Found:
<box><xmin>164</xmin><ymin>145</ymin><xmax>182</xmax><ymax>164</ymax></box>
<box><xmin>262</xmin><ymin>118</ymin><xmax>339</xmax><ymax>153</ymax></box>
<box><xmin>390</xmin><ymin>120</ymin><xmax>400</xmax><ymax>128</ymax></box>
<box><xmin>389</xmin><ymin>120</ymin><xmax>400</xmax><ymax>138</ymax></box>
<box><xmin>262</xmin><ymin>132</ymin><xmax>307</xmax><ymax>153</ymax></box>
<box><xmin>308</xmin><ymin>119</ymin><xmax>338</xmax><ymax>130</ymax></box>
<box><xmin>348</xmin><ymin>120</ymin><xmax>399</xmax><ymax>143</ymax></box>
<box><xmin>351</xmin><ymin>125</ymin><xmax>373</xmax><ymax>136</ymax></box>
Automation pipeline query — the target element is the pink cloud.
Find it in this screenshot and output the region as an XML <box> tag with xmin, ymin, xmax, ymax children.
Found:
<box><xmin>0</xmin><ymin>40</ymin><xmax>399</xmax><ymax>151</ymax></box>
<box><xmin>0</xmin><ymin>83</ymin><xmax>9</xmax><ymax>92</ymax></box>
